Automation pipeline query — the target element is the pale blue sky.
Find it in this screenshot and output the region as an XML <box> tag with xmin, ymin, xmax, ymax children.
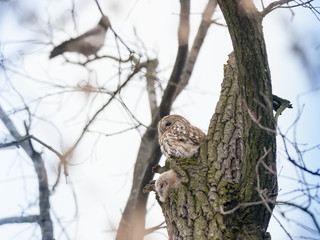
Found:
<box><xmin>0</xmin><ymin>0</ymin><xmax>319</xmax><ymax>239</ymax></box>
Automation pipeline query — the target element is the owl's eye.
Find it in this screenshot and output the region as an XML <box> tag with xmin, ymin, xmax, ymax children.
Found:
<box><xmin>165</xmin><ymin>122</ymin><xmax>172</xmax><ymax>127</ymax></box>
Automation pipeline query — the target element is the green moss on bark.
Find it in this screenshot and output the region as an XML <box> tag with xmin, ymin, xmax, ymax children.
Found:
<box><xmin>157</xmin><ymin>1</ymin><xmax>277</xmax><ymax>239</ymax></box>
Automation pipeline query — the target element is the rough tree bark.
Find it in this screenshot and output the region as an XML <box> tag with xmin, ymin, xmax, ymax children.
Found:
<box><xmin>157</xmin><ymin>1</ymin><xmax>277</xmax><ymax>239</ymax></box>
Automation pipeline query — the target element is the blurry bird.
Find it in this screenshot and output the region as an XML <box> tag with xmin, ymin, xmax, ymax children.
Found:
<box><xmin>272</xmin><ymin>94</ymin><xmax>292</xmax><ymax>112</ymax></box>
<box><xmin>49</xmin><ymin>16</ymin><xmax>111</xmax><ymax>59</ymax></box>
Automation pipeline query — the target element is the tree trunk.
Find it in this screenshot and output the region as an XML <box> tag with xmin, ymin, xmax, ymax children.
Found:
<box><xmin>158</xmin><ymin>1</ymin><xmax>277</xmax><ymax>239</ymax></box>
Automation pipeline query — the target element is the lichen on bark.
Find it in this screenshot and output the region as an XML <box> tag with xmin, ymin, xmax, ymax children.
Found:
<box><xmin>155</xmin><ymin>1</ymin><xmax>278</xmax><ymax>239</ymax></box>
<box><xmin>157</xmin><ymin>50</ymin><xmax>277</xmax><ymax>240</ymax></box>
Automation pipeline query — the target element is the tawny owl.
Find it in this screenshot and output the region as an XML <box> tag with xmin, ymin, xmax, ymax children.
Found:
<box><xmin>158</xmin><ymin>114</ymin><xmax>206</xmax><ymax>159</ymax></box>
<box><xmin>155</xmin><ymin>170</ymin><xmax>180</xmax><ymax>202</ymax></box>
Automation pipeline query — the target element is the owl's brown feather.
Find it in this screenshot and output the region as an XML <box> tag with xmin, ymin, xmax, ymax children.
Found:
<box><xmin>158</xmin><ymin>115</ymin><xmax>205</xmax><ymax>159</ymax></box>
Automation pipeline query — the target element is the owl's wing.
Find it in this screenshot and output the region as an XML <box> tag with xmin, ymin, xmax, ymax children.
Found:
<box><xmin>188</xmin><ymin>126</ymin><xmax>206</xmax><ymax>145</ymax></box>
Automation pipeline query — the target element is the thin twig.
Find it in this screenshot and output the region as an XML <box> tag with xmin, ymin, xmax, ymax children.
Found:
<box><xmin>277</xmin><ymin>201</ymin><xmax>320</xmax><ymax>232</ymax></box>
<box><xmin>144</xmin><ymin>222</ymin><xmax>166</xmax><ymax>235</ymax></box>
<box><xmin>261</xmin><ymin>0</ymin><xmax>314</xmax><ymax>17</ymax></box>
<box><xmin>94</xmin><ymin>0</ymin><xmax>135</xmax><ymax>54</ymax></box>
<box><xmin>219</xmin><ymin>200</ymin><xmax>267</xmax><ymax>215</ymax></box>
<box><xmin>243</xmin><ymin>99</ymin><xmax>277</xmax><ymax>134</ymax></box>
<box><xmin>255</xmin><ymin>148</ymin><xmax>293</xmax><ymax>240</ymax></box>
<box><xmin>279</xmin><ymin>131</ymin><xmax>320</xmax><ymax>176</ymax></box>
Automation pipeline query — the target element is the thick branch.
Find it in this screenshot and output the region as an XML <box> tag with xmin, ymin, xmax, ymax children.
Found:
<box><xmin>173</xmin><ymin>0</ymin><xmax>218</xmax><ymax>100</ymax></box>
<box><xmin>159</xmin><ymin>0</ymin><xmax>190</xmax><ymax>117</ymax></box>
<box><xmin>213</xmin><ymin>0</ymin><xmax>276</xmax><ymax>237</ymax></box>
<box><xmin>0</xmin><ymin>105</ymin><xmax>54</xmax><ymax>240</ymax></box>
<box><xmin>145</xmin><ymin>59</ymin><xmax>159</xmax><ymax>117</ymax></box>
<box><xmin>0</xmin><ymin>135</ymin><xmax>31</xmax><ymax>149</ymax></box>
<box><xmin>0</xmin><ymin>215</ymin><xmax>39</xmax><ymax>225</ymax></box>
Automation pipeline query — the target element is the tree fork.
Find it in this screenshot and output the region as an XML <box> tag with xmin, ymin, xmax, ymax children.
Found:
<box><xmin>157</xmin><ymin>0</ymin><xmax>277</xmax><ymax>238</ymax></box>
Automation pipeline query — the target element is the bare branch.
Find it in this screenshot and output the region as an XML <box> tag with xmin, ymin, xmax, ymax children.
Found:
<box><xmin>277</xmin><ymin>201</ymin><xmax>320</xmax><ymax>232</ymax></box>
<box><xmin>116</xmin><ymin>1</ymin><xmax>192</xmax><ymax>239</ymax></box>
<box><xmin>0</xmin><ymin>135</ymin><xmax>31</xmax><ymax>149</ymax></box>
<box><xmin>30</xmin><ymin>135</ymin><xmax>64</xmax><ymax>159</ymax></box>
<box><xmin>88</xmin><ymin>124</ymin><xmax>143</xmax><ymax>137</ymax></box>
<box><xmin>144</xmin><ymin>222</ymin><xmax>166</xmax><ymax>235</ymax></box>
<box><xmin>219</xmin><ymin>200</ymin><xmax>267</xmax><ymax>215</ymax></box>
<box><xmin>0</xmin><ymin>105</ymin><xmax>53</xmax><ymax>240</ymax></box>
<box><xmin>0</xmin><ymin>215</ymin><xmax>39</xmax><ymax>225</ymax></box>
<box><xmin>145</xmin><ymin>59</ymin><xmax>159</xmax><ymax>118</ymax></box>
<box><xmin>117</xmin><ymin>1</ymin><xmax>219</xmax><ymax>239</ymax></box>
<box><xmin>64</xmin><ymin>59</ymin><xmax>149</xmax><ymax>158</ymax></box>
<box><xmin>173</xmin><ymin>0</ymin><xmax>217</xmax><ymax>100</ymax></box>
<box><xmin>159</xmin><ymin>0</ymin><xmax>190</xmax><ymax>116</ymax></box>
<box><xmin>279</xmin><ymin>131</ymin><xmax>320</xmax><ymax>176</ymax></box>
<box><xmin>62</xmin><ymin>54</ymin><xmax>135</xmax><ymax>66</ymax></box>
<box><xmin>262</xmin><ymin>0</ymin><xmax>295</xmax><ymax>17</ymax></box>
<box><xmin>210</xmin><ymin>19</ymin><xmax>226</xmax><ymax>27</ymax></box>
<box><xmin>261</xmin><ymin>0</ymin><xmax>316</xmax><ymax>18</ymax></box>
<box><xmin>243</xmin><ymin>99</ymin><xmax>277</xmax><ymax>134</ymax></box>
<box><xmin>94</xmin><ymin>0</ymin><xmax>135</xmax><ymax>54</ymax></box>
<box><xmin>0</xmin><ymin>131</ymin><xmax>68</xmax><ymax>191</ymax></box>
